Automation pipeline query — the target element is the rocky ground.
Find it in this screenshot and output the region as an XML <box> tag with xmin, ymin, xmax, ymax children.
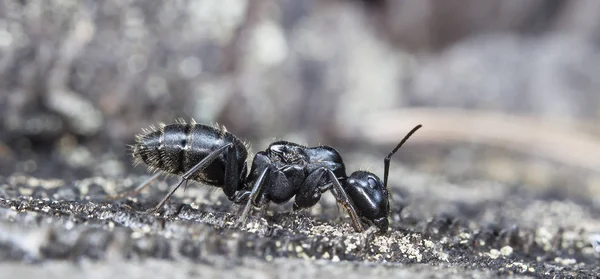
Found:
<box><xmin>0</xmin><ymin>145</ymin><xmax>599</xmax><ymax>278</ymax></box>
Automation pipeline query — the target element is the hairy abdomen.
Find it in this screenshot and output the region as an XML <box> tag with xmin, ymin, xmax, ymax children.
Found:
<box><xmin>132</xmin><ymin>123</ymin><xmax>247</xmax><ymax>184</ymax></box>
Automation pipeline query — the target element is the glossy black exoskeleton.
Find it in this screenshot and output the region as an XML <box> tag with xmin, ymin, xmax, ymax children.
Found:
<box><xmin>127</xmin><ymin>119</ymin><xmax>422</xmax><ymax>233</ymax></box>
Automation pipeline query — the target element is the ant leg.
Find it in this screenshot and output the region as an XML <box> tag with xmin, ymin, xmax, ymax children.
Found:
<box><xmin>223</xmin><ymin>142</ymin><xmax>241</xmax><ymax>200</ymax></box>
<box><xmin>236</xmin><ymin>168</ymin><xmax>269</xmax><ymax>227</ymax></box>
<box><xmin>293</xmin><ymin>168</ymin><xmax>328</xmax><ymax>210</ymax></box>
<box><xmin>147</xmin><ymin>143</ymin><xmax>233</xmax><ymax>213</ymax></box>
<box><xmin>107</xmin><ymin>172</ymin><xmax>162</xmax><ymax>200</ymax></box>
<box><xmin>326</xmin><ymin>170</ymin><xmax>364</xmax><ymax>232</ymax></box>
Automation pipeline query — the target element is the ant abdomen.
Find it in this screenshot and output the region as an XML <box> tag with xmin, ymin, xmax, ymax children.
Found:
<box><xmin>132</xmin><ymin>122</ymin><xmax>248</xmax><ymax>185</ymax></box>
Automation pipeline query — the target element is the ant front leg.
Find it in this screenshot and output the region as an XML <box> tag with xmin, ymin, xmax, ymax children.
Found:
<box><xmin>326</xmin><ymin>170</ymin><xmax>364</xmax><ymax>232</ymax></box>
<box><xmin>293</xmin><ymin>168</ymin><xmax>364</xmax><ymax>232</ymax></box>
<box><xmin>147</xmin><ymin>143</ymin><xmax>233</xmax><ymax>213</ymax></box>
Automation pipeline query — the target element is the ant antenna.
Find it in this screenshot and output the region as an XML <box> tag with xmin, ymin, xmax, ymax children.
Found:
<box><xmin>383</xmin><ymin>124</ymin><xmax>422</xmax><ymax>189</ymax></box>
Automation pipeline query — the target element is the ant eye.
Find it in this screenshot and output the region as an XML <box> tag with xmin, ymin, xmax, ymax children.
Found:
<box><xmin>367</xmin><ymin>177</ymin><xmax>377</xmax><ymax>189</ymax></box>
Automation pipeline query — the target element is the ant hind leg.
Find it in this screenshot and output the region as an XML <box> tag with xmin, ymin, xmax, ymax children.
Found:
<box><xmin>236</xmin><ymin>168</ymin><xmax>269</xmax><ymax>228</ymax></box>
<box><xmin>223</xmin><ymin>143</ymin><xmax>241</xmax><ymax>199</ymax></box>
<box><xmin>107</xmin><ymin>172</ymin><xmax>162</xmax><ymax>200</ymax></box>
<box><xmin>147</xmin><ymin>143</ymin><xmax>233</xmax><ymax>214</ymax></box>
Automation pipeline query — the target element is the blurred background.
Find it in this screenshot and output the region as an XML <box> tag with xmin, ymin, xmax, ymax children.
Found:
<box><xmin>1</xmin><ymin>0</ymin><xmax>600</xmax><ymax>213</ymax></box>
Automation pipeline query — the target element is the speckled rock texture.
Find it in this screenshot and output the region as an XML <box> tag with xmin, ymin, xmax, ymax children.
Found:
<box><xmin>1</xmin><ymin>0</ymin><xmax>600</xmax><ymax>278</ymax></box>
<box><xmin>1</xmin><ymin>149</ymin><xmax>599</xmax><ymax>278</ymax></box>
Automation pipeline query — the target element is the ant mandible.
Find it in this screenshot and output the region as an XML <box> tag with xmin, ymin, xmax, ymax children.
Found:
<box><xmin>125</xmin><ymin>119</ymin><xmax>421</xmax><ymax>233</ymax></box>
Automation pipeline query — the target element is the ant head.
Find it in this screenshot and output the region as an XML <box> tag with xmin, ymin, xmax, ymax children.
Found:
<box><xmin>345</xmin><ymin>171</ymin><xmax>389</xmax><ymax>232</ymax></box>
<box><xmin>346</xmin><ymin>124</ymin><xmax>422</xmax><ymax>233</ymax></box>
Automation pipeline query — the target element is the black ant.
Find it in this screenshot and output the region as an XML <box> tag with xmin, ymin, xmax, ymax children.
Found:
<box><xmin>124</xmin><ymin>119</ymin><xmax>421</xmax><ymax>233</ymax></box>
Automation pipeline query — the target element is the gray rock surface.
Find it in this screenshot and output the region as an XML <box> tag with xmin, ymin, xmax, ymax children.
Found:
<box><xmin>1</xmin><ymin>152</ymin><xmax>599</xmax><ymax>278</ymax></box>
